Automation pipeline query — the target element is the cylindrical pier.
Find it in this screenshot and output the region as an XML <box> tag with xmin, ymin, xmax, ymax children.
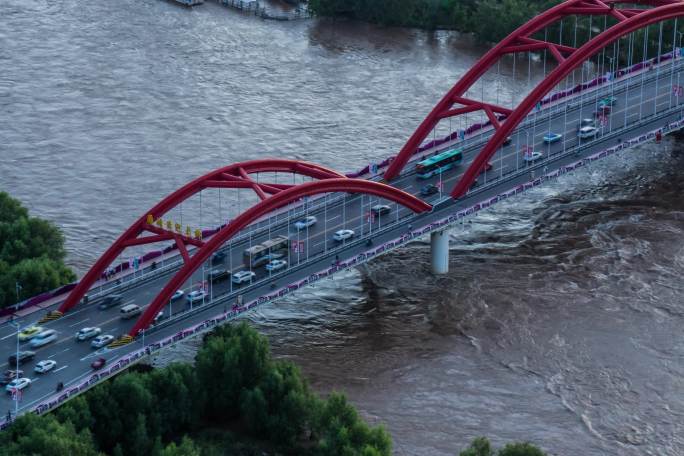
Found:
<box><xmin>430</xmin><ymin>230</ymin><xmax>449</xmax><ymax>274</ymax></box>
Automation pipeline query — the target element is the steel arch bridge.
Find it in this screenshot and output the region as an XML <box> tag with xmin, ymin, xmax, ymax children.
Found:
<box><xmin>46</xmin><ymin>0</ymin><xmax>684</xmax><ymax>344</ymax></box>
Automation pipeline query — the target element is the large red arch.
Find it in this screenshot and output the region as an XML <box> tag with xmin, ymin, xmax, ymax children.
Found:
<box><xmin>127</xmin><ymin>178</ymin><xmax>431</xmax><ymax>337</ymax></box>
<box><xmin>50</xmin><ymin>160</ymin><xmax>346</xmax><ymax>320</ymax></box>
<box><xmin>383</xmin><ymin>0</ymin><xmax>678</xmax><ymax>181</ymax></box>
<box><xmin>451</xmin><ymin>1</ymin><xmax>684</xmax><ymax>198</ymax></box>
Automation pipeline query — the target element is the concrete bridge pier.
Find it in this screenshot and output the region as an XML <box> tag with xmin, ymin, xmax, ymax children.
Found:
<box><xmin>430</xmin><ymin>230</ymin><xmax>450</xmax><ymax>274</ymax></box>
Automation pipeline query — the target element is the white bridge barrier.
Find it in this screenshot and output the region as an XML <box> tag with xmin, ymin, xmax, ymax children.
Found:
<box><xmin>1</xmin><ymin>117</ymin><xmax>681</xmax><ymax>430</ymax></box>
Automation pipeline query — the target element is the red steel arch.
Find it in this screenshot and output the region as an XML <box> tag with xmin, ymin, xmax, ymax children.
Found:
<box><xmin>383</xmin><ymin>0</ymin><xmax>678</xmax><ymax>181</ymax></box>
<box><xmin>52</xmin><ymin>160</ymin><xmax>346</xmax><ymax>319</ymax></box>
<box><xmin>451</xmin><ymin>1</ymin><xmax>684</xmax><ymax>198</ymax></box>
<box><xmin>128</xmin><ymin>178</ymin><xmax>431</xmax><ymax>336</ymax></box>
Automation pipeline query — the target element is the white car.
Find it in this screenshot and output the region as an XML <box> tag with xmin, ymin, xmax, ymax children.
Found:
<box><xmin>91</xmin><ymin>334</ymin><xmax>115</xmax><ymax>349</ymax></box>
<box><xmin>265</xmin><ymin>259</ymin><xmax>287</xmax><ymax>272</ymax></box>
<box><xmin>75</xmin><ymin>327</ymin><xmax>101</xmax><ymax>341</ymax></box>
<box><xmin>186</xmin><ymin>290</ymin><xmax>207</xmax><ymax>304</ymax></box>
<box><xmin>578</xmin><ymin>126</ymin><xmax>598</xmax><ymax>139</ymax></box>
<box><xmin>171</xmin><ymin>290</ymin><xmax>184</xmax><ymax>301</ymax></box>
<box><xmin>30</xmin><ymin>330</ymin><xmax>58</xmax><ymax>348</ymax></box>
<box><xmin>34</xmin><ymin>360</ymin><xmax>57</xmax><ymax>374</ymax></box>
<box><xmin>543</xmin><ymin>132</ymin><xmax>562</xmax><ymax>143</ymax></box>
<box><xmin>522</xmin><ymin>151</ymin><xmax>543</xmax><ymax>162</ymax></box>
<box><xmin>5</xmin><ymin>377</ymin><xmax>31</xmax><ymax>393</ymax></box>
<box><xmin>333</xmin><ymin>229</ymin><xmax>355</xmax><ymax>242</ymax></box>
<box><xmin>232</xmin><ymin>270</ymin><xmax>256</xmax><ymax>284</ymax></box>
<box><xmin>294</xmin><ymin>216</ymin><xmax>317</xmax><ymax>230</ymax></box>
<box><xmin>371</xmin><ymin>204</ymin><xmax>391</xmax><ymax>215</ymax></box>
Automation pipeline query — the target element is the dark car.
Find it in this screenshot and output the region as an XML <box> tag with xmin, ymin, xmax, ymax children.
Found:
<box><xmin>8</xmin><ymin>351</ymin><xmax>35</xmax><ymax>366</ymax></box>
<box><xmin>370</xmin><ymin>204</ymin><xmax>391</xmax><ymax>215</ymax></box>
<box><xmin>98</xmin><ymin>294</ymin><xmax>123</xmax><ymax>310</ymax></box>
<box><xmin>208</xmin><ymin>268</ymin><xmax>229</xmax><ymax>282</ymax></box>
<box><xmin>91</xmin><ymin>357</ymin><xmax>106</xmax><ymax>370</ymax></box>
<box><xmin>420</xmin><ymin>184</ymin><xmax>438</xmax><ymax>196</ymax></box>
<box><xmin>211</xmin><ymin>251</ymin><xmax>226</xmax><ymax>263</ymax></box>
<box><xmin>503</xmin><ymin>136</ymin><xmax>512</xmax><ymax>146</ymax></box>
<box><xmin>0</xmin><ymin>370</ymin><xmax>23</xmax><ymax>385</ymax></box>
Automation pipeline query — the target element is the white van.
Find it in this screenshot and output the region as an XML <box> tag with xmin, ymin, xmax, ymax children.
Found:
<box><xmin>30</xmin><ymin>330</ymin><xmax>58</xmax><ymax>348</ymax></box>
<box><xmin>119</xmin><ymin>304</ymin><xmax>142</xmax><ymax>319</ymax></box>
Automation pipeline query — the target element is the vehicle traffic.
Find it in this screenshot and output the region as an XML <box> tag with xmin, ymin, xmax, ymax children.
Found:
<box><xmin>543</xmin><ymin>132</ymin><xmax>562</xmax><ymax>143</ymax></box>
<box><xmin>8</xmin><ymin>351</ymin><xmax>35</xmax><ymax>366</ymax></box>
<box><xmin>120</xmin><ymin>304</ymin><xmax>142</xmax><ymax>319</ymax></box>
<box><xmin>522</xmin><ymin>151</ymin><xmax>543</xmax><ymax>162</ymax></box>
<box><xmin>371</xmin><ymin>204</ymin><xmax>391</xmax><ymax>215</ymax></box>
<box><xmin>294</xmin><ymin>216</ymin><xmax>317</xmax><ymax>230</ymax></box>
<box><xmin>186</xmin><ymin>290</ymin><xmax>207</xmax><ymax>304</ymax></box>
<box><xmin>415</xmin><ymin>148</ymin><xmax>463</xmax><ymax>179</ymax></box>
<box><xmin>211</xmin><ymin>251</ymin><xmax>226</xmax><ymax>263</ymax></box>
<box><xmin>0</xmin><ymin>370</ymin><xmax>23</xmax><ymax>386</ymax></box>
<box><xmin>18</xmin><ymin>326</ymin><xmax>43</xmax><ymax>342</ymax></box>
<box><xmin>208</xmin><ymin>268</ymin><xmax>230</xmax><ymax>282</ymax></box>
<box><xmin>232</xmin><ymin>270</ymin><xmax>256</xmax><ymax>284</ymax></box>
<box><xmin>29</xmin><ymin>329</ymin><xmax>58</xmax><ymax>348</ymax></box>
<box><xmin>598</xmin><ymin>95</ymin><xmax>618</xmax><ymax>107</ymax></box>
<box><xmin>5</xmin><ymin>377</ymin><xmax>31</xmax><ymax>393</ymax></box>
<box><xmin>333</xmin><ymin>229</ymin><xmax>355</xmax><ymax>241</ymax></box>
<box><xmin>98</xmin><ymin>294</ymin><xmax>123</xmax><ymax>310</ymax></box>
<box><xmin>76</xmin><ymin>327</ymin><xmax>102</xmax><ymax>341</ymax></box>
<box><xmin>171</xmin><ymin>290</ymin><xmax>184</xmax><ymax>301</ymax></box>
<box><xmin>578</xmin><ymin>118</ymin><xmax>596</xmax><ymax>130</ymax></box>
<box><xmin>91</xmin><ymin>358</ymin><xmax>107</xmax><ymax>370</ymax></box>
<box><xmin>91</xmin><ymin>334</ymin><xmax>115</xmax><ymax>349</ymax></box>
<box><xmin>34</xmin><ymin>360</ymin><xmax>57</xmax><ymax>374</ymax></box>
<box><xmin>420</xmin><ymin>184</ymin><xmax>438</xmax><ymax>196</ymax></box>
<box><xmin>243</xmin><ymin>235</ymin><xmax>289</xmax><ymax>268</ymax></box>
<box><xmin>578</xmin><ymin>126</ymin><xmax>599</xmax><ymax>139</ymax></box>
<box><xmin>265</xmin><ymin>259</ymin><xmax>287</xmax><ymax>272</ymax></box>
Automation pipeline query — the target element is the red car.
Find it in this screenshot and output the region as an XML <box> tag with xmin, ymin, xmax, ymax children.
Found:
<box><xmin>91</xmin><ymin>358</ymin><xmax>106</xmax><ymax>370</ymax></box>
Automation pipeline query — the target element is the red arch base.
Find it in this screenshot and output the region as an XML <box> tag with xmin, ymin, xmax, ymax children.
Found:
<box><xmin>128</xmin><ymin>178</ymin><xmax>431</xmax><ymax>336</ymax></box>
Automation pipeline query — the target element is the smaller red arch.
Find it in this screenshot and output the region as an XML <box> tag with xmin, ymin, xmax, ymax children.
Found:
<box><xmin>128</xmin><ymin>178</ymin><xmax>431</xmax><ymax>336</ymax></box>
<box><xmin>54</xmin><ymin>159</ymin><xmax>346</xmax><ymax>317</ymax></box>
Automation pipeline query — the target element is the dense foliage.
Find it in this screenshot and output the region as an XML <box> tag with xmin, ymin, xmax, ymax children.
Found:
<box><xmin>0</xmin><ymin>192</ymin><xmax>75</xmax><ymax>309</ymax></box>
<box><xmin>0</xmin><ymin>322</ymin><xmax>392</xmax><ymax>456</ymax></box>
<box><xmin>459</xmin><ymin>437</ymin><xmax>546</xmax><ymax>456</ymax></box>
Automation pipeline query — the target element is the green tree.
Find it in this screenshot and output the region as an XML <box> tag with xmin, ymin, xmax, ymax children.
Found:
<box><xmin>498</xmin><ymin>442</ymin><xmax>546</xmax><ymax>456</ymax></box>
<box><xmin>460</xmin><ymin>437</ymin><xmax>495</xmax><ymax>456</ymax></box>
<box><xmin>0</xmin><ymin>192</ymin><xmax>75</xmax><ymax>308</ymax></box>
<box><xmin>0</xmin><ymin>413</ymin><xmax>100</xmax><ymax>456</ymax></box>
<box><xmin>158</xmin><ymin>437</ymin><xmax>202</xmax><ymax>456</ymax></box>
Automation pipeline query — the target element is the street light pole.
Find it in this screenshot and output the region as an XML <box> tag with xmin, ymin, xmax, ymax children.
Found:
<box><xmin>8</xmin><ymin>321</ymin><xmax>20</xmax><ymax>417</ymax></box>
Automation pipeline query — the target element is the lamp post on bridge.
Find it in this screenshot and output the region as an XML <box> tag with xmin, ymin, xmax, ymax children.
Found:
<box><xmin>7</xmin><ymin>321</ymin><xmax>20</xmax><ymax>417</ymax></box>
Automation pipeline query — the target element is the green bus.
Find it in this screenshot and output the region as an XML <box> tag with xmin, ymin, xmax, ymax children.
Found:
<box><xmin>415</xmin><ymin>148</ymin><xmax>463</xmax><ymax>179</ymax></box>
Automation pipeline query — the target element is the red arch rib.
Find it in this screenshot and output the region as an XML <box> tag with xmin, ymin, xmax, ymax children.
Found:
<box><xmin>56</xmin><ymin>160</ymin><xmax>345</xmax><ymax>316</ymax></box>
<box><xmin>383</xmin><ymin>0</ymin><xmax>677</xmax><ymax>181</ymax></box>
<box><xmin>451</xmin><ymin>1</ymin><xmax>684</xmax><ymax>198</ymax></box>
<box><xmin>128</xmin><ymin>178</ymin><xmax>431</xmax><ymax>336</ymax></box>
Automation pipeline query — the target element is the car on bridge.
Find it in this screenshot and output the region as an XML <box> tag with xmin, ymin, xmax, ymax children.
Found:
<box><xmin>208</xmin><ymin>268</ymin><xmax>230</xmax><ymax>282</ymax></box>
<box><xmin>543</xmin><ymin>132</ymin><xmax>562</xmax><ymax>144</ymax></box>
<box><xmin>5</xmin><ymin>377</ymin><xmax>31</xmax><ymax>393</ymax></box>
<box><xmin>598</xmin><ymin>96</ymin><xmax>618</xmax><ymax>106</ymax></box>
<box><xmin>294</xmin><ymin>216</ymin><xmax>317</xmax><ymax>230</ymax></box>
<box><xmin>91</xmin><ymin>358</ymin><xmax>106</xmax><ymax>370</ymax></box>
<box><xmin>578</xmin><ymin>118</ymin><xmax>596</xmax><ymax>130</ymax></box>
<box><xmin>171</xmin><ymin>290</ymin><xmax>184</xmax><ymax>301</ymax></box>
<box><xmin>91</xmin><ymin>334</ymin><xmax>115</xmax><ymax>349</ymax></box>
<box><xmin>420</xmin><ymin>184</ymin><xmax>438</xmax><ymax>196</ymax></box>
<box><xmin>75</xmin><ymin>327</ymin><xmax>102</xmax><ymax>341</ymax></box>
<box><xmin>232</xmin><ymin>270</ymin><xmax>256</xmax><ymax>285</ymax></box>
<box><xmin>120</xmin><ymin>304</ymin><xmax>142</xmax><ymax>320</ymax></box>
<box><xmin>333</xmin><ymin>229</ymin><xmax>355</xmax><ymax>241</ymax></box>
<box><xmin>99</xmin><ymin>294</ymin><xmax>123</xmax><ymax>310</ymax></box>
<box><xmin>34</xmin><ymin>360</ymin><xmax>57</xmax><ymax>374</ymax></box>
<box><xmin>211</xmin><ymin>251</ymin><xmax>227</xmax><ymax>263</ymax></box>
<box><xmin>265</xmin><ymin>259</ymin><xmax>287</xmax><ymax>272</ymax></box>
<box><xmin>8</xmin><ymin>351</ymin><xmax>35</xmax><ymax>366</ymax></box>
<box><xmin>371</xmin><ymin>204</ymin><xmax>391</xmax><ymax>215</ymax></box>
<box><xmin>503</xmin><ymin>136</ymin><xmax>513</xmax><ymax>146</ymax></box>
<box><xmin>595</xmin><ymin>105</ymin><xmax>611</xmax><ymax>116</ymax></box>
<box><xmin>578</xmin><ymin>126</ymin><xmax>599</xmax><ymax>139</ymax></box>
<box><xmin>253</xmin><ymin>253</ymin><xmax>285</xmax><ymax>268</ymax></box>
<box><xmin>522</xmin><ymin>151</ymin><xmax>543</xmax><ymax>163</ymax></box>
<box><xmin>187</xmin><ymin>290</ymin><xmax>207</xmax><ymax>304</ymax></box>
<box><xmin>0</xmin><ymin>370</ymin><xmax>23</xmax><ymax>386</ymax></box>
<box><xmin>30</xmin><ymin>329</ymin><xmax>58</xmax><ymax>348</ymax></box>
<box><xmin>18</xmin><ymin>325</ymin><xmax>44</xmax><ymax>342</ymax></box>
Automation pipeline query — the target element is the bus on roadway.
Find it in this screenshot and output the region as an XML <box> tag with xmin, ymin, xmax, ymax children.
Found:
<box><xmin>243</xmin><ymin>235</ymin><xmax>289</xmax><ymax>268</ymax></box>
<box><xmin>415</xmin><ymin>148</ymin><xmax>463</xmax><ymax>179</ymax></box>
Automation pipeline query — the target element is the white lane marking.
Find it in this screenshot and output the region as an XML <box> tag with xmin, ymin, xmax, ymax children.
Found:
<box><xmin>29</xmin><ymin>377</ymin><xmax>38</xmax><ymax>383</ymax></box>
<box><xmin>48</xmin><ymin>348</ymin><xmax>71</xmax><ymax>359</ymax></box>
<box><xmin>0</xmin><ymin>332</ymin><xmax>18</xmax><ymax>341</ymax></box>
<box><xmin>53</xmin><ymin>365</ymin><xmax>68</xmax><ymax>373</ymax></box>
<box><xmin>68</xmin><ymin>318</ymin><xmax>90</xmax><ymax>328</ymax></box>
<box><xmin>123</xmin><ymin>299</ymin><xmax>135</xmax><ymax>306</ymax></box>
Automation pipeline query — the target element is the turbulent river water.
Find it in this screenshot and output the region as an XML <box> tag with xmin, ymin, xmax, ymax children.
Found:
<box><xmin>2</xmin><ymin>1</ymin><xmax>684</xmax><ymax>455</ymax></box>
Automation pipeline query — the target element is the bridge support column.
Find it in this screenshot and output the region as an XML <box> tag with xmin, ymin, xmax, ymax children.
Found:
<box><xmin>430</xmin><ymin>230</ymin><xmax>449</xmax><ymax>274</ymax></box>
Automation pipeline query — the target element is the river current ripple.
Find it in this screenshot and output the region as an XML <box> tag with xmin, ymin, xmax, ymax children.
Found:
<box><xmin>2</xmin><ymin>1</ymin><xmax>684</xmax><ymax>455</ymax></box>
